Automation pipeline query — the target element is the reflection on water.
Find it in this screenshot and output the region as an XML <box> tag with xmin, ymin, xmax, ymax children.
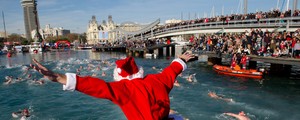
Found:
<box><xmin>0</xmin><ymin>50</ymin><xmax>300</xmax><ymax>120</ymax></box>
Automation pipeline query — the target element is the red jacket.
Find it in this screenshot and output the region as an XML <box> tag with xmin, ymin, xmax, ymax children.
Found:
<box><xmin>64</xmin><ymin>59</ymin><xmax>186</xmax><ymax>120</ymax></box>
<box><xmin>240</xmin><ymin>56</ymin><xmax>247</xmax><ymax>65</ymax></box>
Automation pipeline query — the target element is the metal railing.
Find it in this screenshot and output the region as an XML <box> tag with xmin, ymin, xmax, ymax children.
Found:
<box><xmin>140</xmin><ymin>16</ymin><xmax>300</xmax><ymax>39</ymax></box>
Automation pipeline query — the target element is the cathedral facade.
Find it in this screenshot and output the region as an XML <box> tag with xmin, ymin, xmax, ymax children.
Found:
<box><xmin>86</xmin><ymin>16</ymin><xmax>100</xmax><ymax>45</ymax></box>
<box><xmin>87</xmin><ymin>15</ymin><xmax>118</xmax><ymax>45</ymax></box>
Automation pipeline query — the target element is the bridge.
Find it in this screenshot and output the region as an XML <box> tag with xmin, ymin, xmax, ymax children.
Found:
<box><xmin>110</xmin><ymin>0</ymin><xmax>300</xmax><ymax>41</ymax></box>
<box><xmin>112</xmin><ymin>16</ymin><xmax>300</xmax><ymax>41</ymax></box>
<box><xmin>144</xmin><ymin>17</ymin><xmax>300</xmax><ymax>40</ymax></box>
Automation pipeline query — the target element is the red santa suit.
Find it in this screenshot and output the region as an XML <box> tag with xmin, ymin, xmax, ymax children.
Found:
<box><xmin>63</xmin><ymin>57</ymin><xmax>187</xmax><ymax>120</ymax></box>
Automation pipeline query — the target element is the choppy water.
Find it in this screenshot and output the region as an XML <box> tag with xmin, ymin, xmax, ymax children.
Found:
<box><xmin>1</xmin><ymin>50</ymin><xmax>300</xmax><ymax>120</ymax></box>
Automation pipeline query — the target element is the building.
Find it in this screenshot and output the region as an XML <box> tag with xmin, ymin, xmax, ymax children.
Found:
<box><xmin>0</xmin><ymin>31</ymin><xmax>8</xmax><ymax>38</ymax></box>
<box><xmin>87</xmin><ymin>15</ymin><xmax>150</xmax><ymax>44</ymax></box>
<box><xmin>31</xmin><ymin>24</ymin><xmax>70</xmax><ymax>40</ymax></box>
<box><xmin>21</xmin><ymin>0</ymin><xmax>40</xmax><ymax>40</ymax></box>
<box><xmin>42</xmin><ymin>24</ymin><xmax>70</xmax><ymax>38</ymax></box>
<box><xmin>99</xmin><ymin>15</ymin><xmax>117</xmax><ymax>43</ymax></box>
<box><xmin>0</xmin><ymin>31</ymin><xmax>8</xmax><ymax>43</ymax></box>
<box><xmin>86</xmin><ymin>16</ymin><xmax>100</xmax><ymax>45</ymax></box>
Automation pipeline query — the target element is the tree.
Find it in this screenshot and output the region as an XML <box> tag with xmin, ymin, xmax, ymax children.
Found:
<box><xmin>21</xmin><ymin>40</ymin><xmax>28</xmax><ymax>45</ymax></box>
<box><xmin>6</xmin><ymin>33</ymin><xmax>29</xmax><ymax>45</ymax></box>
<box><xmin>79</xmin><ymin>33</ymin><xmax>87</xmax><ymax>44</ymax></box>
<box><xmin>7</xmin><ymin>33</ymin><xmax>22</xmax><ymax>43</ymax></box>
<box><xmin>44</xmin><ymin>36</ymin><xmax>58</xmax><ymax>43</ymax></box>
<box><xmin>66</xmin><ymin>33</ymin><xmax>79</xmax><ymax>43</ymax></box>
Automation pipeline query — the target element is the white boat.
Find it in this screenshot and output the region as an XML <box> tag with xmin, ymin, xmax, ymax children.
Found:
<box><xmin>77</xmin><ymin>46</ymin><xmax>93</xmax><ymax>50</ymax></box>
<box><xmin>174</xmin><ymin>41</ymin><xmax>190</xmax><ymax>46</ymax></box>
<box><xmin>144</xmin><ymin>53</ymin><xmax>157</xmax><ymax>59</ymax></box>
<box><xmin>29</xmin><ymin>42</ymin><xmax>43</xmax><ymax>53</ymax></box>
<box><xmin>14</xmin><ymin>46</ymin><xmax>23</xmax><ymax>53</ymax></box>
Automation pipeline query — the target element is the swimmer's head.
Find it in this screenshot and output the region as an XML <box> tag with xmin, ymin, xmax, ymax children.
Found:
<box><xmin>239</xmin><ymin>111</ymin><xmax>246</xmax><ymax>116</ymax></box>
<box><xmin>23</xmin><ymin>109</ymin><xmax>29</xmax><ymax>114</ymax></box>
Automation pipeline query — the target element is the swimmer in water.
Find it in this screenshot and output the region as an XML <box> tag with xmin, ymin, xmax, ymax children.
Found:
<box><xmin>186</xmin><ymin>74</ymin><xmax>195</xmax><ymax>82</ymax></box>
<box><xmin>96</xmin><ymin>66</ymin><xmax>101</xmax><ymax>71</ymax></box>
<box><xmin>152</xmin><ymin>66</ymin><xmax>156</xmax><ymax>70</ymax></box>
<box><xmin>102</xmin><ymin>72</ymin><xmax>106</xmax><ymax>76</ymax></box>
<box><xmin>224</xmin><ymin>111</ymin><xmax>250</xmax><ymax>120</ymax></box>
<box><xmin>92</xmin><ymin>73</ymin><xmax>97</xmax><ymax>77</ymax></box>
<box><xmin>174</xmin><ymin>80</ymin><xmax>180</xmax><ymax>87</ymax></box>
<box><xmin>178</xmin><ymin>73</ymin><xmax>182</xmax><ymax>77</ymax></box>
<box><xmin>208</xmin><ymin>91</ymin><xmax>234</xmax><ymax>102</ymax></box>
<box><xmin>4</xmin><ymin>76</ymin><xmax>13</xmax><ymax>85</ymax></box>
<box><xmin>35</xmin><ymin>79</ymin><xmax>45</xmax><ymax>85</ymax></box>
<box><xmin>16</xmin><ymin>77</ymin><xmax>23</xmax><ymax>82</ymax></box>
<box><xmin>12</xmin><ymin>108</ymin><xmax>30</xmax><ymax>118</ymax></box>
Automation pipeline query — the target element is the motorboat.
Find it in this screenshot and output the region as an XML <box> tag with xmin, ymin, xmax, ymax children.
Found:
<box><xmin>213</xmin><ymin>64</ymin><xmax>263</xmax><ymax>79</ymax></box>
<box><xmin>29</xmin><ymin>42</ymin><xmax>43</xmax><ymax>53</ymax></box>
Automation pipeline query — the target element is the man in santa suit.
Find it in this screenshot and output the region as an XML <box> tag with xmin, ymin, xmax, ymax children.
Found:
<box><xmin>30</xmin><ymin>51</ymin><xmax>195</xmax><ymax>120</ymax></box>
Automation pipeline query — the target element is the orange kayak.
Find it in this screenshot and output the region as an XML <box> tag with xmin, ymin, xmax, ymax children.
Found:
<box><xmin>213</xmin><ymin>65</ymin><xmax>263</xmax><ymax>79</ymax></box>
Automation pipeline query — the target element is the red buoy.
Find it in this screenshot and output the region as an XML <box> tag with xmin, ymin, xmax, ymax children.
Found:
<box><xmin>7</xmin><ymin>52</ymin><xmax>11</xmax><ymax>57</ymax></box>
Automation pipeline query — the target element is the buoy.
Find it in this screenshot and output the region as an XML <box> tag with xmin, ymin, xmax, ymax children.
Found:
<box><xmin>7</xmin><ymin>52</ymin><xmax>11</xmax><ymax>57</ymax></box>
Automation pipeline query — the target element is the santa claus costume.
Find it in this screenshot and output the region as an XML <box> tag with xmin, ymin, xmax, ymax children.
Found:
<box><xmin>63</xmin><ymin>57</ymin><xmax>187</xmax><ymax>120</ymax></box>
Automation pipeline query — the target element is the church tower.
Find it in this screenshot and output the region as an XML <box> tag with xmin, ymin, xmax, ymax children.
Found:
<box><xmin>86</xmin><ymin>16</ymin><xmax>99</xmax><ymax>45</ymax></box>
<box><xmin>99</xmin><ymin>15</ymin><xmax>116</xmax><ymax>43</ymax></box>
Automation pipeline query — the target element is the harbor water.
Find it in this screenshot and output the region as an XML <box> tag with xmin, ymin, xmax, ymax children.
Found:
<box><xmin>1</xmin><ymin>49</ymin><xmax>300</xmax><ymax>120</ymax></box>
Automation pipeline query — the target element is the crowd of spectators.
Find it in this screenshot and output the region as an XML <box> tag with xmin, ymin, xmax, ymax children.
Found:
<box><xmin>156</xmin><ymin>9</ymin><xmax>300</xmax><ymax>30</ymax></box>
<box><xmin>92</xmin><ymin>8</ymin><xmax>300</xmax><ymax>60</ymax></box>
<box><xmin>94</xmin><ymin>39</ymin><xmax>163</xmax><ymax>49</ymax></box>
<box><xmin>187</xmin><ymin>28</ymin><xmax>300</xmax><ymax>59</ymax></box>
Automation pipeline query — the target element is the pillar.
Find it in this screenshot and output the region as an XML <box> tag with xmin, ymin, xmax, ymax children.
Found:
<box><xmin>270</xmin><ymin>64</ymin><xmax>292</xmax><ymax>76</ymax></box>
<box><xmin>158</xmin><ymin>48</ymin><xmax>164</xmax><ymax>56</ymax></box>
<box><xmin>248</xmin><ymin>60</ymin><xmax>257</xmax><ymax>69</ymax></box>
<box><xmin>207</xmin><ymin>57</ymin><xmax>222</xmax><ymax>65</ymax></box>
<box><xmin>148</xmin><ymin>49</ymin><xmax>154</xmax><ymax>54</ymax></box>
<box><xmin>171</xmin><ymin>45</ymin><xmax>175</xmax><ymax>56</ymax></box>
<box><xmin>166</xmin><ymin>46</ymin><xmax>170</xmax><ymax>56</ymax></box>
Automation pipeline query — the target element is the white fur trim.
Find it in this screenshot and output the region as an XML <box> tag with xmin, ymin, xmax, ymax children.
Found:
<box><xmin>172</xmin><ymin>58</ymin><xmax>187</xmax><ymax>71</ymax></box>
<box><xmin>113</xmin><ymin>67</ymin><xmax>144</xmax><ymax>81</ymax></box>
<box><xmin>63</xmin><ymin>73</ymin><xmax>77</xmax><ymax>91</ymax></box>
<box><xmin>117</xmin><ymin>68</ymin><xmax>121</xmax><ymax>74</ymax></box>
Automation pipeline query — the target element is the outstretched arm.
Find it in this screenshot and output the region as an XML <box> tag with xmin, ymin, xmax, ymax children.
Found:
<box><xmin>30</xmin><ymin>59</ymin><xmax>130</xmax><ymax>104</ymax></box>
<box><xmin>156</xmin><ymin>51</ymin><xmax>195</xmax><ymax>90</ymax></box>
<box><xmin>30</xmin><ymin>59</ymin><xmax>66</xmax><ymax>85</ymax></box>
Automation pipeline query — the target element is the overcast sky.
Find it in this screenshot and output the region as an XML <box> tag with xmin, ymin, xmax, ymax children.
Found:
<box><xmin>0</xmin><ymin>0</ymin><xmax>298</xmax><ymax>34</ymax></box>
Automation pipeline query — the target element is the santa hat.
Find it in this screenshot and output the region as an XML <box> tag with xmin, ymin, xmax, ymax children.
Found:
<box><xmin>113</xmin><ymin>57</ymin><xmax>144</xmax><ymax>81</ymax></box>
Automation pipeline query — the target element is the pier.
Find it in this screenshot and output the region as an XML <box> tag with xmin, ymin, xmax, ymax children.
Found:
<box><xmin>126</xmin><ymin>43</ymin><xmax>176</xmax><ymax>57</ymax></box>
<box><xmin>91</xmin><ymin>43</ymin><xmax>176</xmax><ymax>58</ymax></box>
<box><xmin>92</xmin><ymin>46</ymin><xmax>126</xmax><ymax>52</ymax></box>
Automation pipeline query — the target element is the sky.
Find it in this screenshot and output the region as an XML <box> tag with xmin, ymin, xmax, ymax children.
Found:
<box><xmin>0</xmin><ymin>0</ymin><xmax>299</xmax><ymax>34</ymax></box>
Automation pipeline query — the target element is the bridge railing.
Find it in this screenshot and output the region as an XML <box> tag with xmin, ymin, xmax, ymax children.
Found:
<box><xmin>142</xmin><ymin>16</ymin><xmax>300</xmax><ymax>39</ymax></box>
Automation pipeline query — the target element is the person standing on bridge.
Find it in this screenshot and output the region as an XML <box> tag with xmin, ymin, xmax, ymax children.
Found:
<box><xmin>30</xmin><ymin>51</ymin><xmax>195</xmax><ymax>120</ymax></box>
